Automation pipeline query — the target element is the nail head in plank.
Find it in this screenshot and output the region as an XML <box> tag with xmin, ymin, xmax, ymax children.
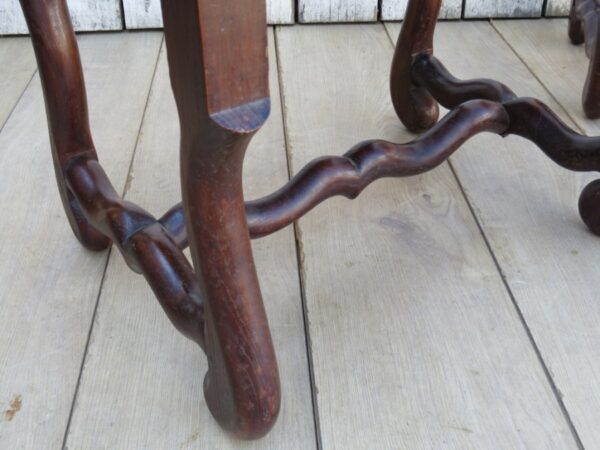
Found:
<box><xmin>381</xmin><ymin>0</ymin><xmax>462</xmax><ymax>21</ymax></box>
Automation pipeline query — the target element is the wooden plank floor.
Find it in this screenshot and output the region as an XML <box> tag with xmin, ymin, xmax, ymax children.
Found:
<box><xmin>0</xmin><ymin>19</ymin><xmax>598</xmax><ymax>449</ymax></box>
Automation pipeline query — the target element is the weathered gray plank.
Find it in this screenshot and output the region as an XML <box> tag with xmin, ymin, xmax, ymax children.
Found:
<box><xmin>122</xmin><ymin>0</ymin><xmax>294</xmax><ymax>28</ymax></box>
<box><xmin>0</xmin><ymin>0</ymin><xmax>122</xmax><ymax>35</ymax></box>
<box><xmin>298</xmin><ymin>0</ymin><xmax>378</xmax><ymax>23</ymax></box>
<box><xmin>64</xmin><ymin>30</ymin><xmax>316</xmax><ymax>449</ymax></box>
<box><xmin>0</xmin><ymin>37</ymin><xmax>36</xmax><ymax>128</ymax></box>
<box><xmin>464</xmin><ymin>0</ymin><xmax>543</xmax><ymax>18</ymax></box>
<box><xmin>278</xmin><ymin>22</ymin><xmax>576</xmax><ymax>449</ymax></box>
<box><xmin>381</xmin><ymin>0</ymin><xmax>462</xmax><ymax>21</ymax></box>
<box><xmin>545</xmin><ymin>0</ymin><xmax>571</xmax><ymax>16</ymax></box>
<box><xmin>487</xmin><ymin>18</ymin><xmax>600</xmax><ymax>447</ymax></box>
<box><xmin>0</xmin><ymin>33</ymin><xmax>161</xmax><ymax>449</ymax></box>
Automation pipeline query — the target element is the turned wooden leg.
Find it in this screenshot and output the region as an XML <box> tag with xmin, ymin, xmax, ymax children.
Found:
<box><xmin>160</xmin><ymin>0</ymin><xmax>280</xmax><ymax>440</ymax></box>
<box><xmin>19</xmin><ymin>0</ymin><xmax>110</xmax><ymax>251</ymax></box>
<box><xmin>390</xmin><ymin>0</ymin><xmax>441</xmax><ymax>132</ymax></box>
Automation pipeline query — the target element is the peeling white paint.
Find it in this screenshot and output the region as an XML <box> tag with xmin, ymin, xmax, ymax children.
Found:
<box><xmin>0</xmin><ymin>0</ymin><xmax>122</xmax><ymax>35</ymax></box>
<box><xmin>298</xmin><ymin>0</ymin><xmax>378</xmax><ymax>23</ymax></box>
<box><xmin>381</xmin><ymin>0</ymin><xmax>462</xmax><ymax>21</ymax></box>
<box><xmin>122</xmin><ymin>0</ymin><xmax>294</xmax><ymax>29</ymax></box>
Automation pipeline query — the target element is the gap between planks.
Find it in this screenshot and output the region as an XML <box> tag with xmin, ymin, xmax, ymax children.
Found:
<box><xmin>59</xmin><ymin>34</ymin><xmax>165</xmax><ymax>450</ymax></box>
<box><xmin>383</xmin><ymin>20</ymin><xmax>584</xmax><ymax>448</ymax></box>
<box><xmin>277</xmin><ymin>22</ymin><xmax>577</xmax><ymax>449</ymax></box>
<box><xmin>62</xmin><ymin>28</ymin><xmax>317</xmax><ymax>450</ymax></box>
<box><xmin>488</xmin><ymin>18</ymin><xmax>600</xmax><ymax>448</ymax></box>
<box><xmin>391</xmin><ymin>18</ymin><xmax>600</xmax><ymax>449</ymax></box>
<box><xmin>273</xmin><ymin>25</ymin><xmax>324</xmax><ymax>450</ymax></box>
<box><xmin>0</xmin><ymin>32</ymin><xmax>163</xmax><ymax>449</ymax></box>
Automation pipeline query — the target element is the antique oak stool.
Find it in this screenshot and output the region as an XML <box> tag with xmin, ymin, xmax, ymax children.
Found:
<box><xmin>569</xmin><ymin>0</ymin><xmax>600</xmax><ymax>118</ymax></box>
<box><xmin>19</xmin><ymin>0</ymin><xmax>600</xmax><ymax>440</ymax></box>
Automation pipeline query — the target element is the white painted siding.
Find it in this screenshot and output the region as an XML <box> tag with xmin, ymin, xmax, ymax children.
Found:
<box><xmin>0</xmin><ymin>0</ymin><xmax>122</xmax><ymax>35</ymax></box>
<box><xmin>268</xmin><ymin>0</ymin><xmax>295</xmax><ymax>24</ymax></box>
<box><xmin>122</xmin><ymin>0</ymin><xmax>294</xmax><ymax>28</ymax></box>
<box><xmin>381</xmin><ymin>0</ymin><xmax>463</xmax><ymax>21</ymax></box>
<box><xmin>0</xmin><ymin>0</ymin><xmax>572</xmax><ymax>34</ymax></box>
<box><xmin>122</xmin><ymin>0</ymin><xmax>162</xmax><ymax>29</ymax></box>
<box><xmin>464</xmin><ymin>0</ymin><xmax>544</xmax><ymax>18</ymax></box>
<box><xmin>298</xmin><ymin>0</ymin><xmax>378</xmax><ymax>23</ymax></box>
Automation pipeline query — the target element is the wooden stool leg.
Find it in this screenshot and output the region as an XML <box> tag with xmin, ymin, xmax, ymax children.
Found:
<box><xmin>18</xmin><ymin>0</ymin><xmax>110</xmax><ymax>250</ymax></box>
<box><xmin>390</xmin><ymin>0</ymin><xmax>441</xmax><ymax>132</ymax></box>
<box><xmin>569</xmin><ymin>0</ymin><xmax>600</xmax><ymax>118</ymax></box>
<box><xmin>569</xmin><ymin>0</ymin><xmax>584</xmax><ymax>44</ymax></box>
<box><xmin>160</xmin><ymin>0</ymin><xmax>280</xmax><ymax>440</ymax></box>
<box><xmin>583</xmin><ymin>22</ymin><xmax>600</xmax><ymax>118</ymax></box>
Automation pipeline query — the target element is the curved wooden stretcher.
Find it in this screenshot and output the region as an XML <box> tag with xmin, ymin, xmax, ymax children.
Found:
<box><xmin>18</xmin><ymin>0</ymin><xmax>600</xmax><ymax>440</ymax></box>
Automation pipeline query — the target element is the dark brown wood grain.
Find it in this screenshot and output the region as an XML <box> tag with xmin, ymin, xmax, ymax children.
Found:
<box><xmin>16</xmin><ymin>0</ymin><xmax>600</xmax><ymax>441</ymax></box>
<box><xmin>160</xmin><ymin>0</ymin><xmax>279</xmax><ymax>439</ymax></box>
<box><xmin>569</xmin><ymin>0</ymin><xmax>600</xmax><ymax>118</ymax></box>
<box><xmin>19</xmin><ymin>0</ymin><xmax>110</xmax><ymax>251</ymax></box>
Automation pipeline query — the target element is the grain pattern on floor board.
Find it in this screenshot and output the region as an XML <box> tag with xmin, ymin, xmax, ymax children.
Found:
<box><xmin>0</xmin><ymin>37</ymin><xmax>36</xmax><ymax>129</ymax></box>
<box><xmin>278</xmin><ymin>23</ymin><xmax>576</xmax><ymax>449</ymax></box>
<box><xmin>0</xmin><ymin>32</ymin><xmax>162</xmax><ymax>449</ymax></box>
<box><xmin>63</xmin><ymin>30</ymin><xmax>317</xmax><ymax>449</ymax></box>
<box><xmin>476</xmin><ymin>18</ymin><xmax>600</xmax><ymax>448</ymax></box>
<box><xmin>388</xmin><ymin>18</ymin><xmax>600</xmax><ymax>448</ymax></box>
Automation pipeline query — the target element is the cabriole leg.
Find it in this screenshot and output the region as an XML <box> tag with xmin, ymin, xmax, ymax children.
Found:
<box><xmin>19</xmin><ymin>0</ymin><xmax>110</xmax><ymax>251</ymax></box>
<box><xmin>390</xmin><ymin>0</ymin><xmax>442</xmax><ymax>132</ymax></box>
<box><xmin>160</xmin><ymin>0</ymin><xmax>280</xmax><ymax>440</ymax></box>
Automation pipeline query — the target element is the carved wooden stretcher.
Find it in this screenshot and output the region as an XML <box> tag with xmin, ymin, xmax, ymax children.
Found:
<box><xmin>18</xmin><ymin>0</ymin><xmax>600</xmax><ymax>440</ymax></box>
<box><xmin>569</xmin><ymin>0</ymin><xmax>600</xmax><ymax>118</ymax></box>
